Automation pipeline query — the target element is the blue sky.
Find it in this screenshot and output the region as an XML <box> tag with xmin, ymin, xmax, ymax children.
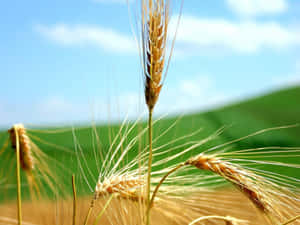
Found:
<box><xmin>0</xmin><ymin>0</ymin><xmax>299</xmax><ymax>127</ymax></box>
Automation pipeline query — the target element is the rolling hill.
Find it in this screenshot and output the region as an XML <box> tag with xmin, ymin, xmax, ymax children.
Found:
<box><xmin>0</xmin><ymin>85</ymin><xmax>299</xmax><ymax>199</ymax></box>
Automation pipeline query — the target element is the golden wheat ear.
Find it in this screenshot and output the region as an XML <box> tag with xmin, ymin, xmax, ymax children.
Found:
<box><xmin>141</xmin><ymin>0</ymin><xmax>176</xmax><ymax>111</ymax></box>
<box><xmin>8</xmin><ymin>124</ymin><xmax>34</xmax><ymax>172</ymax></box>
<box><xmin>185</xmin><ymin>154</ymin><xmax>269</xmax><ymax>213</ymax></box>
<box><xmin>84</xmin><ymin>174</ymin><xmax>147</xmax><ymax>225</ymax></box>
<box><xmin>94</xmin><ymin>174</ymin><xmax>146</xmax><ymax>202</ymax></box>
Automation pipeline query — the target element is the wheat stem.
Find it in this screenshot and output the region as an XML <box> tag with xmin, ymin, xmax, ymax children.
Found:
<box><xmin>72</xmin><ymin>175</ymin><xmax>77</xmax><ymax>225</ymax></box>
<box><xmin>281</xmin><ymin>215</ymin><xmax>300</xmax><ymax>225</ymax></box>
<box><xmin>150</xmin><ymin>163</ymin><xmax>186</xmax><ymax>207</ymax></box>
<box><xmin>14</xmin><ymin>125</ymin><xmax>22</xmax><ymax>225</ymax></box>
<box><xmin>93</xmin><ymin>194</ymin><xmax>115</xmax><ymax>225</ymax></box>
<box><xmin>83</xmin><ymin>202</ymin><xmax>94</xmax><ymax>225</ymax></box>
<box><xmin>146</xmin><ymin>108</ymin><xmax>153</xmax><ymax>225</ymax></box>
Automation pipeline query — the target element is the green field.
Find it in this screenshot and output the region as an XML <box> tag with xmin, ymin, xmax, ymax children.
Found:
<box><xmin>1</xmin><ymin>85</ymin><xmax>300</xmax><ymax>200</ymax></box>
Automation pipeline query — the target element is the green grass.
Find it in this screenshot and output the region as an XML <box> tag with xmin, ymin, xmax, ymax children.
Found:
<box><xmin>1</xmin><ymin>85</ymin><xmax>300</xmax><ymax>200</ymax></box>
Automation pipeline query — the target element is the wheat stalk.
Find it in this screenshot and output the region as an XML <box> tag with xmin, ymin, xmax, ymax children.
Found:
<box><xmin>141</xmin><ymin>1</ymin><xmax>171</xmax><ymax>224</ymax></box>
<box><xmin>72</xmin><ymin>175</ymin><xmax>77</xmax><ymax>225</ymax></box>
<box><xmin>8</xmin><ymin>124</ymin><xmax>26</xmax><ymax>225</ymax></box>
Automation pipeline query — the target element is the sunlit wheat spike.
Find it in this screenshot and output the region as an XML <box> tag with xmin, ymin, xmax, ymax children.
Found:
<box><xmin>94</xmin><ymin>174</ymin><xmax>146</xmax><ymax>202</ymax></box>
<box><xmin>84</xmin><ymin>173</ymin><xmax>147</xmax><ymax>225</ymax></box>
<box><xmin>142</xmin><ymin>0</ymin><xmax>170</xmax><ymax>110</ymax></box>
<box><xmin>186</xmin><ymin>154</ymin><xmax>270</xmax><ymax>213</ymax></box>
<box><xmin>8</xmin><ymin>124</ymin><xmax>34</xmax><ymax>171</ymax></box>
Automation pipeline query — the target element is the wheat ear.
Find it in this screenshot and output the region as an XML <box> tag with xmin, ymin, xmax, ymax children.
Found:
<box><xmin>84</xmin><ymin>174</ymin><xmax>145</xmax><ymax>225</ymax></box>
<box><xmin>94</xmin><ymin>175</ymin><xmax>145</xmax><ymax>201</ymax></box>
<box><xmin>143</xmin><ymin>0</ymin><xmax>168</xmax><ymax>111</ymax></box>
<box><xmin>185</xmin><ymin>154</ymin><xmax>270</xmax><ymax>213</ymax></box>
<box><xmin>8</xmin><ymin>124</ymin><xmax>34</xmax><ymax>171</ymax></box>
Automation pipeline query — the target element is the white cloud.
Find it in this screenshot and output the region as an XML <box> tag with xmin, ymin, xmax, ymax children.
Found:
<box><xmin>36</xmin><ymin>24</ymin><xmax>136</xmax><ymax>54</ymax></box>
<box><xmin>226</xmin><ymin>0</ymin><xmax>288</xmax><ymax>17</ymax></box>
<box><xmin>36</xmin><ymin>15</ymin><xmax>299</xmax><ymax>57</ymax></box>
<box><xmin>156</xmin><ymin>75</ymin><xmax>229</xmax><ymax>114</ymax></box>
<box><xmin>171</xmin><ymin>15</ymin><xmax>299</xmax><ymax>54</ymax></box>
<box><xmin>179</xmin><ymin>76</ymin><xmax>213</xmax><ymax>98</ymax></box>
